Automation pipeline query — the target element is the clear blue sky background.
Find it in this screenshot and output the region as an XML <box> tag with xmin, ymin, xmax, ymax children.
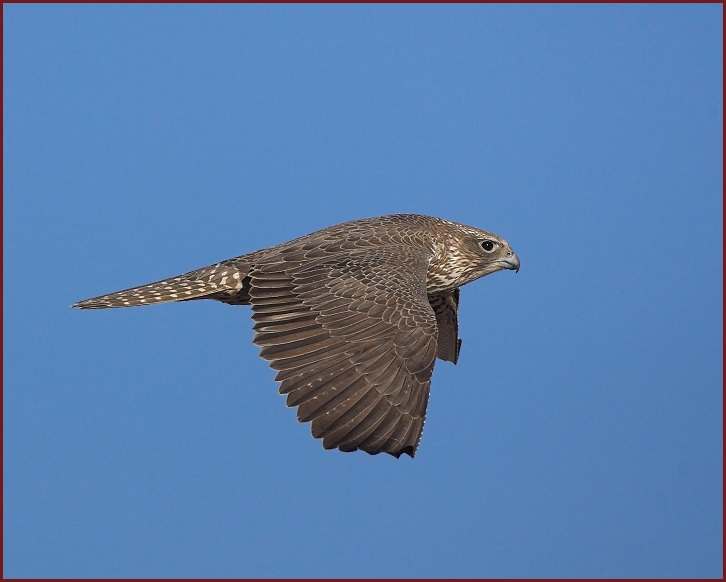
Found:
<box><xmin>3</xmin><ymin>4</ymin><xmax>722</xmax><ymax>578</ymax></box>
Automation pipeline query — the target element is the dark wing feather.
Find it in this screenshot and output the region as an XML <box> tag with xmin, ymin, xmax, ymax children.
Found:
<box><xmin>428</xmin><ymin>288</ymin><xmax>461</xmax><ymax>364</ymax></box>
<box><xmin>249</xmin><ymin>246</ymin><xmax>438</xmax><ymax>458</ymax></box>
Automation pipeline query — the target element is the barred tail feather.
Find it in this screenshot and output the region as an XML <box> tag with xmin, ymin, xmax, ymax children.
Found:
<box><xmin>72</xmin><ymin>261</ymin><xmax>250</xmax><ymax>310</ymax></box>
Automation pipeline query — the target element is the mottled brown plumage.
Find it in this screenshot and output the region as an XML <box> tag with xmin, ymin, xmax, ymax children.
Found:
<box><xmin>73</xmin><ymin>214</ymin><xmax>519</xmax><ymax>458</ymax></box>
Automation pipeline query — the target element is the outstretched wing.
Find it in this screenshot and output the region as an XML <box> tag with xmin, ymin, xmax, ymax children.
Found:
<box><xmin>250</xmin><ymin>246</ymin><xmax>438</xmax><ymax>458</ymax></box>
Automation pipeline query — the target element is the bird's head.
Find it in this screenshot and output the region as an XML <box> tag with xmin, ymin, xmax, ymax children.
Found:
<box><xmin>427</xmin><ymin>221</ymin><xmax>520</xmax><ymax>291</ymax></box>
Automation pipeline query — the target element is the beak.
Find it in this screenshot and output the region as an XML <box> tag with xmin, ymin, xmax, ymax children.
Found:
<box><xmin>499</xmin><ymin>252</ymin><xmax>520</xmax><ymax>273</ymax></box>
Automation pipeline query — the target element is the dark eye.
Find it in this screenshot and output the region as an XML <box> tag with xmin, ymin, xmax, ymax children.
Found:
<box><xmin>479</xmin><ymin>240</ymin><xmax>496</xmax><ymax>252</ymax></box>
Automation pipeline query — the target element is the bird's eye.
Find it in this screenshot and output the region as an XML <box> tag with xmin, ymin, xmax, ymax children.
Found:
<box><xmin>479</xmin><ymin>240</ymin><xmax>496</xmax><ymax>252</ymax></box>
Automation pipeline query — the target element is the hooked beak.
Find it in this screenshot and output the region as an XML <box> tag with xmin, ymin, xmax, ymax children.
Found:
<box><xmin>498</xmin><ymin>252</ymin><xmax>520</xmax><ymax>273</ymax></box>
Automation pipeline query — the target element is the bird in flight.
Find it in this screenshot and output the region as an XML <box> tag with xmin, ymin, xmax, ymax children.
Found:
<box><xmin>73</xmin><ymin>214</ymin><xmax>519</xmax><ymax>458</ymax></box>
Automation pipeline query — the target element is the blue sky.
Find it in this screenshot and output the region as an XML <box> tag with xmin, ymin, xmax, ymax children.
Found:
<box><xmin>3</xmin><ymin>4</ymin><xmax>722</xmax><ymax>578</ymax></box>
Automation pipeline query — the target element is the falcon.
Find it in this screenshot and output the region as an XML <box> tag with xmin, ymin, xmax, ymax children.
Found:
<box><xmin>73</xmin><ymin>214</ymin><xmax>520</xmax><ymax>458</ymax></box>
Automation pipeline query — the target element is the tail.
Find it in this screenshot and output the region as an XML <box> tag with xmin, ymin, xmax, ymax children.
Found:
<box><xmin>72</xmin><ymin>260</ymin><xmax>251</xmax><ymax>309</ymax></box>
